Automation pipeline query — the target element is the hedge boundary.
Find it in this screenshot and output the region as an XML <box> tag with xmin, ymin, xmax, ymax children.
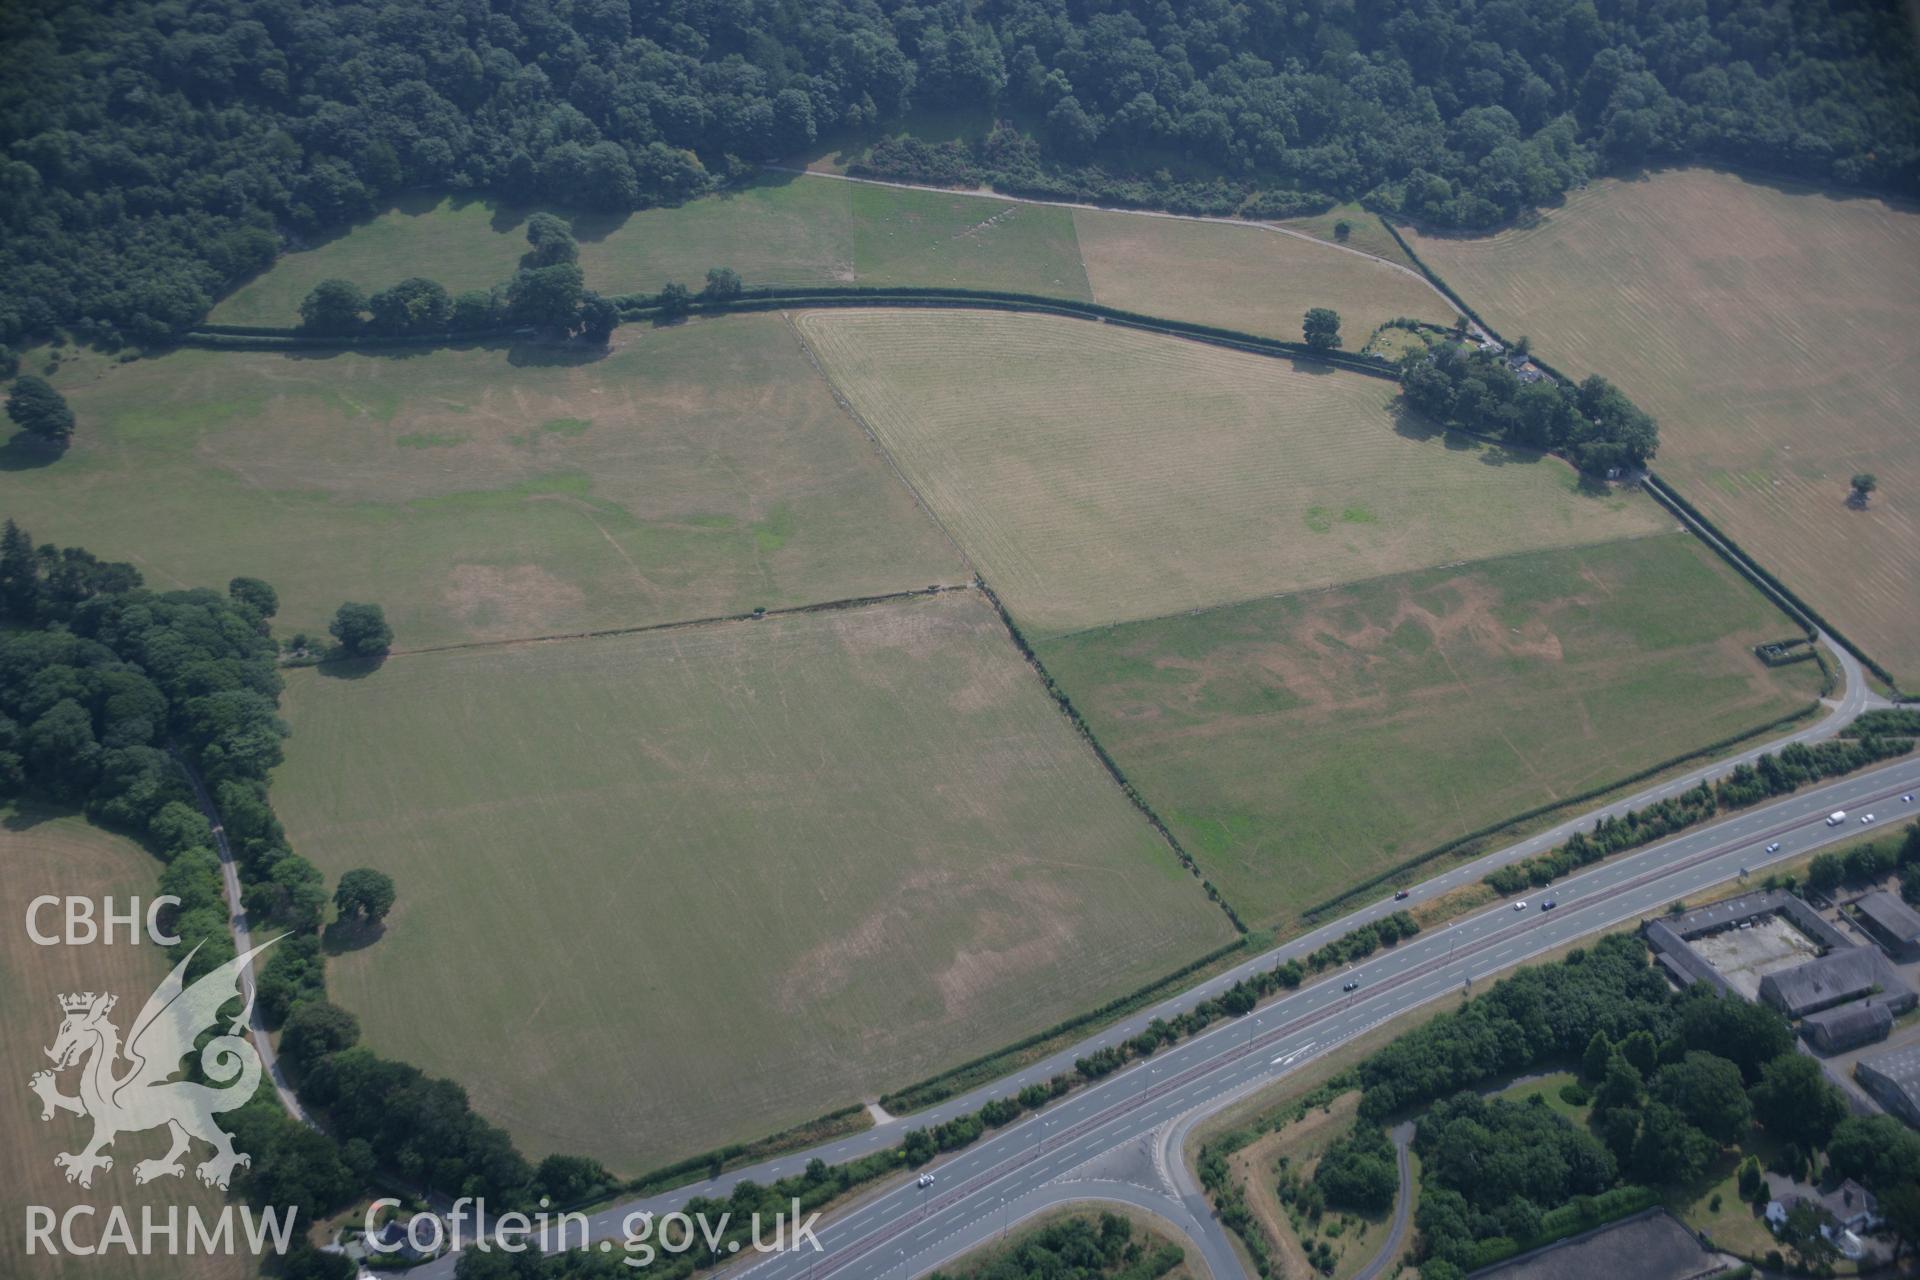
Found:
<box><xmin>623</xmin><ymin>1103</ymin><xmax>868</xmax><ymax>1198</ymax></box>
<box><xmin>1642</xmin><ymin>474</ymin><xmax>1906</xmax><ymax>697</ymax></box>
<box><xmin>181</xmin><ymin>286</ymin><xmax>1400</xmax><ymax>379</ymax></box>
<box><xmin>972</xmin><ymin>577</ymin><xmax>1246</xmax><ymax>934</ymax></box>
<box><xmin>1370</xmin><ymin>207</ymin><xmax>1907</xmax><ymax>700</ymax></box>
<box><xmin>876</xmin><ymin>934</ymin><xmax>1250</xmax><ymax>1114</ymax></box>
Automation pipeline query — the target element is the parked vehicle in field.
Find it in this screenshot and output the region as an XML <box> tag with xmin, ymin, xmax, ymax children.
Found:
<box><xmin>1827</xmin><ymin>811</ymin><xmax>1847</xmax><ymax>826</ymax></box>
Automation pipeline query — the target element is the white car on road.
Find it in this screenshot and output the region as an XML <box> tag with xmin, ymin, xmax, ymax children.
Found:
<box><xmin>1862</xmin><ymin>814</ymin><xmax>1876</xmax><ymax>825</ymax></box>
<box><xmin>1513</xmin><ymin>900</ymin><xmax>1528</xmax><ymax>911</ymax></box>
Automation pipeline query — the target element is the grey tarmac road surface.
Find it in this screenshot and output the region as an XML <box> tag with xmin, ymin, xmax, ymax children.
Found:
<box><xmin>1352</xmin><ymin>1123</ymin><xmax>1415</xmax><ymax>1280</ymax></box>
<box><xmin>171</xmin><ymin>749</ymin><xmax>310</xmax><ymax>1126</ymax></box>
<box><xmin>416</xmin><ymin>747</ymin><xmax>1920</xmax><ymax>1280</ymax></box>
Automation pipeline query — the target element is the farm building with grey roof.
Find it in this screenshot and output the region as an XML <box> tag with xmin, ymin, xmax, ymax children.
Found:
<box><xmin>1802</xmin><ymin>1001</ymin><xmax>1895</xmax><ymax>1054</ymax></box>
<box><xmin>1759</xmin><ymin>947</ymin><xmax>1914</xmax><ymax>1019</ymax></box>
<box><xmin>1853</xmin><ymin>890</ymin><xmax>1920</xmax><ymax>962</ymax></box>
<box><xmin>1856</xmin><ymin>1041</ymin><xmax>1920</xmax><ymax>1129</ymax></box>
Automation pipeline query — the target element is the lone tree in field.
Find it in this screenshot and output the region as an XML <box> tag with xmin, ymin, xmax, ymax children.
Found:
<box><xmin>1303</xmin><ymin>307</ymin><xmax>1342</xmax><ymax>351</ymax></box>
<box><xmin>333</xmin><ymin>867</ymin><xmax>396</xmax><ymax>923</ymax></box>
<box><xmin>1850</xmin><ymin>473</ymin><xmax>1878</xmax><ymax>507</ymax></box>
<box><xmin>5</xmin><ymin>375</ymin><xmax>75</xmax><ymax>446</ymax></box>
<box><xmin>329</xmin><ymin>601</ymin><xmax>393</xmax><ymax>658</ymax></box>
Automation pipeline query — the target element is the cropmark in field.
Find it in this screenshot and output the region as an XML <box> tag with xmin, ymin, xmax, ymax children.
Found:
<box><xmin>272</xmin><ymin>589</ymin><xmax>1234</xmax><ymax>1172</ymax></box>
<box><xmin>1</xmin><ymin>313</ymin><xmax>960</xmax><ymax>648</ymax></box>
<box><xmin>1036</xmin><ymin>533</ymin><xmax>1824</xmax><ymax>930</ymax></box>
<box><xmin>797</xmin><ymin>308</ymin><xmax>1668</xmax><ymax>638</ymax></box>
<box><xmin>1404</xmin><ymin>168</ymin><xmax>1920</xmax><ymax>684</ymax></box>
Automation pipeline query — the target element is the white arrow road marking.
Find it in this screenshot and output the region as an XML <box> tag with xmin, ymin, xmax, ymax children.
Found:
<box><xmin>1271</xmin><ymin>1042</ymin><xmax>1316</xmax><ymax>1066</ymax></box>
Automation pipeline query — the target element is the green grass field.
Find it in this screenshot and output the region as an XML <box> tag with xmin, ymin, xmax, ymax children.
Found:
<box><xmin>798</xmin><ymin>308</ymin><xmax>1670</xmax><ymax>637</ymax></box>
<box><xmin>1403</xmin><ymin>168</ymin><xmax>1920</xmax><ymax>685</ymax></box>
<box><xmin>209</xmin><ymin>172</ymin><xmax>1447</xmax><ymax>343</ymax></box>
<box><xmin>0</xmin><ymin>813</ymin><xmax>256</xmax><ymax>1280</ymax></box>
<box><xmin>213</xmin><ymin>173</ymin><xmax>1093</xmax><ymax>325</ymax></box>
<box><xmin>273</xmin><ymin>589</ymin><xmax>1233</xmax><ymax>1171</ymax></box>
<box><xmin>1036</xmin><ymin>533</ymin><xmax>1822</xmax><ymax>930</ymax></box>
<box><xmin>2</xmin><ymin>313</ymin><xmax>960</xmax><ymax>648</ymax></box>
<box><xmin>1074</xmin><ymin>208</ymin><xmax>1451</xmax><ymax>343</ymax></box>
<box><xmin>1276</xmin><ymin>204</ymin><xmax>1420</xmax><ymax>271</ymax></box>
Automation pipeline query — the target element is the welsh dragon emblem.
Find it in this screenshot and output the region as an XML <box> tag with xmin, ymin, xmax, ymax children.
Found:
<box><xmin>29</xmin><ymin>939</ymin><xmax>278</xmax><ymax>1190</ymax></box>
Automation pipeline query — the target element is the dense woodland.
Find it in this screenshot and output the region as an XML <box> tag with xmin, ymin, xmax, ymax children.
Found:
<box><xmin>1306</xmin><ymin>934</ymin><xmax>1920</xmax><ymax>1276</ymax></box>
<box><xmin>0</xmin><ymin>522</ymin><xmax>614</xmax><ymax>1280</ymax></box>
<box><xmin>2</xmin><ymin>0</ymin><xmax>1917</xmax><ymax>347</ymax></box>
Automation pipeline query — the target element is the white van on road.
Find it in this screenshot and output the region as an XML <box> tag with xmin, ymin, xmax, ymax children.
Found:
<box><xmin>1827</xmin><ymin>811</ymin><xmax>1848</xmax><ymax>826</ymax></box>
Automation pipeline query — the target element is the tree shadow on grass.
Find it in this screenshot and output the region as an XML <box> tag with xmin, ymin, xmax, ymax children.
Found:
<box><xmin>1388</xmin><ymin>401</ymin><xmax>1444</xmax><ymax>443</ymax></box>
<box><xmin>1281</xmin><ymin>355</ymin><xmax>1341</xmax><ymax>376</ymax></box>
<box><xmin>322</xmin><ymin>917</ymin><xmax>386</xmax><ymax>955</ymax></box>
<box><xmin>1476</xmin><ymin>443</ymin><xmax>1541</xmax><ymax>467</ymax></box>
<box><xmin>507</xmin><ymin>340</ymin><xmax>610</xmax><ymax>368</ymax></box>
<box><xmin>316</xmin><ymin>653</ymin><xmax>386</xmax><ymax>680</ymax></box>
<box><xmin>0</xmin><ymin>432</ymin><xmax>66</xmax><ymax>470</ymax></box>
<box><xmin>489</xmin><ymin>200</ymin><xmax>534</xmax><ymax>236</ymax></box>
<box><xmin>286</xmin><ymin>342</ymin><xmax>449</xmax><ymax>364</ymax></box>
<box><xmin>3</xmin><ymin>805</ymin><xmax>64</xmax><ymax>833</ymax></box>
<box><xmin>568</xmin><ymin>208</ymin><xmax>634</xmax><ymax>244</ymax></box>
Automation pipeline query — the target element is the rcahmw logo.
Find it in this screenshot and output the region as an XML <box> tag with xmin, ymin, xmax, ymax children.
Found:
<box><xmin>23</xmin><ymin>933</ymin><xmax>300</xmax><ymax>1258</ymax></box>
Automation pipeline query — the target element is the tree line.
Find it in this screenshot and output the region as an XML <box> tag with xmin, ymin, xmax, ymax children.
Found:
<box><xmin>3</xmin><ymin>0</ymin><xmax>1915</xmax><ymax>349</ymax></box>
<box><xmin>294</xmin><ymin>214</ymin><xmax>746</xmax><ymax>339</ymax></box>
<box><xmin>1401</xmin><ymin>337</ymin><xmax>1660</xmax><ymax>475</ymax></box>
<box><xmin>1486</xmin><ymin>729</ymin><xmax>1914</xmax><ymax>893</ymax></box>
<box><xmin>0</xmin><ymin>521</ymin><xmax>599</xmax><ymax>1280</ymax></box>
<box><xmin>1294</xmin><ymin>933</ymin><xmax>1920</xmax><ymax>1276</ymax></box>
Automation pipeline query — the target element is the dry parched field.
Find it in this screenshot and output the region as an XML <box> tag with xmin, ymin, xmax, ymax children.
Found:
<box><xmin>273</xmin><ymin>589</ymin><xmax>1233</xmax><ymax>1172</ymax></box>
<box><xmin>1037</xmin><ymin>533</ymin><xmax>1823</xmax><ymax>931</ymax></box>
<box><xmin>1404</xmin><ymin>168</ymin><xmax>1920</xmax><ymax>684</ymax></box>
<box><xmin>799</xmin><ymin>309</ymin><xmax>1669</xmax><ymax>637</ymax></box>
<box><xmin>1073</xmin><ymin>208</ymin><xmax>1453</xmax><ymax>344</ymax></box>
<box><xmin>0</xmin><ymin>814</ymin><xmax>257</xmax><ymax>1280</ymax></box>
<box><xmin>2</xmin><ymin>313</ymin><xmax>960</xmax><ymax>648</ymax></box>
